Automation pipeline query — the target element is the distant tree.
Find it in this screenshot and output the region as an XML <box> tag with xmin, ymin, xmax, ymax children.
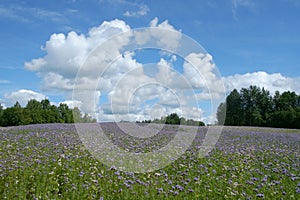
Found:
<box><xmin>269</xmin><ymin>108</ymin><xmax>297</xmax><ymax>128</ymax></box>
<box><xmin>225</xmin><ymin>89</ymin><xmax>243</xmax><ymax>125</ymax></box>
<box><xmin>140</xmin><ymin>113</ymin><xmax>205</xmax><ymax>126</ymax></box>
<box><xmin>0</xmin><ymin>104</ymin><xmax>3</xmax><ymax>125</ymax></box>
<box><xmin>278</xmin><ymin>91</ymin><xmax>298</xmax><ymax>110</ymax></box>
<box><xmin>0</xmin><ymin>99</ymin><xmax>96</xmax><ymax>126</ymax></box>
<box><xmin>166</xmin><ymin>113</ymin><xmax>180</xmax><ymax>125</ymax></box>
<box><xmin>240</xmin><ymin>86</ymin><xmax>261</xmax><ymax>126</ymax></box>
<box><xmin>217</xmin><ymin>86</ymin><xmax>300</xmax><ymax>128</ymax></box>
<box><xmin>26</xmin><ymin>99</ymin><xmax>43</xmax><ymax>124</ymax></box>
<box><xmin>58</xmin><ymin>103</ymin><xmax>73</xmax><ymax>123</ymax></box>
<box><xmin>198</xmin><ymin>121</ymin><xmax>205</xmax><ymax>126</ymax></box>
<box><xmin>43</xmin><ymin>105</ymin><xmax>60</xmax><ymax>123</ymax></box>
<box><xmin>72</xmin><ymin>107</ymin><xmax>82</xmax><ymax>123</ymax></box>
<box><xmin>41</xmin><ymin>99</ymin><xmax>51</xmax><ymax>110</ymax></box>
<box><xmin>82</xmin><ymin>113</ymin><xmax>96</xmax><ymax>123</ymax></box>
<box><xmin>180</xmin><ymin>117</ymin><xmax>186</xmax><ymax>125</ymax></box>
<box><xmin>14</xmin><ymin>101</ymin><xmax>22</xmax><ymax>109</ymax></box>
<box><xmin>257</xmin><ymin>87</ymin><xmax>273</xmax><ymax>126</ymax></box>
<box><xmin>1</xmin><ymin>102</ymin><xmax>24</xmax><ymax>126</ymax></box>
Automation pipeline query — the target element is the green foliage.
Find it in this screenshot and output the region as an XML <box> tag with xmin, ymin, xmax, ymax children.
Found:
<box><xmin>225</xmin><ymin>89</ymin><xmax>243</xmax><ymax>125</ymax></box>
<box><xmin>217</xmin><ymin>85</ymin><xmax>300</xmax><ymax>128</ymax></box>
<box><xmin>1</xmin><ymin>106</ymin><xmax>23</xmax><ymax>126</ymax></box>
<box><xmin>58</xmin><ymin>103</ymin><xmax>73</xmax><ymax>123</ymax></box>
<box><xmin>139</xmin><ymin>113</ymin><xmax>205</xmax><ymax>126</ymax></box>
<box><xmin>166</xmin><ymin>113</ymin><xmax>180</xmax><ymax>124</ymax></box>
<box><xmin>0</xmin><ymin>99</ymin><xmax>96</xmax><ymax>127</ymax></box>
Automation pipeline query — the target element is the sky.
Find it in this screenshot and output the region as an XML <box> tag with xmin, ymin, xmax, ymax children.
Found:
<box><xmin>0</xmin><ymin>0</ymin><xmax>300</xmax><ymax>124</ymax></box>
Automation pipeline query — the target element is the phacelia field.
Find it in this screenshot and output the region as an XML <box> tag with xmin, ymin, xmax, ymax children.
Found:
<box><xmin>1</xmin><ymin>123</ymin><xmax>299</xmax><ymax>199</ymax></box>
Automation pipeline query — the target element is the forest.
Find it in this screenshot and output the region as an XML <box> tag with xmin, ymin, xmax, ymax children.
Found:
<box><xmin>217</xmin><ymin>85</ymin><xmax>300</xmax><ymax>128</ymax></box>
<box><xmin>137</xmin><ymin>113</ymin><xmax>206</xmax><ymax>126</ymax></box>
<box><xmin>0</xmin><ymin>99</ymin><xmax>96</xmax><ymax>127</ymax></box>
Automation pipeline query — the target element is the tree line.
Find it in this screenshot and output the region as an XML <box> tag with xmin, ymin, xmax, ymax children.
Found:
<box><xmin>217</xmin><ymin>85</ymin><xmax>300</xmax><ymax>128</ymax></box>
<box><xmin>137</xmin><ymin>113</ymin><xmax>205</xmax><ymax>126</ymax></box>
<box><xmin>0</xmin><ymin>99</ymin><xmax>96</xmax><ymax>127</ymax></box>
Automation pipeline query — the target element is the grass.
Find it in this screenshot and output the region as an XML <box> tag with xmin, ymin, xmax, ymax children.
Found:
<box><xmin>0</xmin><ymin>124</ymin><xmax>299</xmax><ymax>199</ymax></box>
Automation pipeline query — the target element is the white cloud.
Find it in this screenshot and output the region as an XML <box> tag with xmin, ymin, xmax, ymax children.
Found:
<box><xmin>42</xmin><ymin>72</ymin><xmax>74</xmax><ymax>91</ymax></box>
<box><xmin>150</xmin><ymin>18</ymin><xmax>182</xmax><ymax>50</ymax></box>
<box><xmin>25</xmin><ymin>58</ymin><xmax>47</xmax><ymax>71</ymax></box>
<box><xmin>59</xmin><ymin>100</ymin><xmax>82</xmax><ymax>109</ymax></box>
<box><xmin>223</xmin><ymin>71</ymin><xmax>300</xmax><ymax>95</ymax></box>
<box><xmin>149</xmin><ymin>17</ymin><xmax>159</xmax><ymax>27</ymax></box>
<box><xmin>134</xmin><ymin>18</ymin><xmax>182</xmax><ymax>50</ymax></box>
<box><xmin>123</xmin><ymin>4</ymin><xmax>149</xmax><ymax>17</ymax></box>
<box><xmin>183</xmin><ymin>53</ymin><xmax>225</xmax><ymax>94</ymax></box>
<box><xmin>21</xmin><ymin>18</ymin><xmax>227</xmax><ymax>123</ymax></box>
<box><xmin>25</xmin><ymin>19</ymin><xmax>131</xmax><ymax>92</ymax></box>
<box><xmin>155</xmin><ymin>58</ymin><xmax>183</xmax><ymax>88</ymax></box>
<box><xmin>4</xmin><ymin>89</ymin><xmax>47</xmax><ymax>107</ymax></box>
<box><xmin>5</xmin><ymin>16</ymin><xmax>299</xmax><ymax>125</ymax></box>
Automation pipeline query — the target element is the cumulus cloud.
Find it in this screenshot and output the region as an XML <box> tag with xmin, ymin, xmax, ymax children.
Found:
<box><xmin>133</xmin><ymin>18</ymin><xmax>182</xmax><ymax>51</ymax></box>
<box><xmin>22</xmin><ymin>18</ymin><xmax>229</xmax><ymax>123</ymax></box>
<box><xmin>183</xmin><ymin>53</ymin><xmax>225</xmax><ymax>94</ymax></box>
<box><xmin>223</xmin><ymin>71</ymin><xmax>300</xmax><ymax>95</ymax></box>
<box><xmin>155</xmin><ymin>58</ymin><xmax>187</xmax><ymax>89</ymax></box>
<box><xmin>25</xmin><ymin>19</ymin><xmax>131</xmax><ymax>79</ymax></box>
<box><xmin>4</xmin><ymin>89</ymin><xmax>47</xmax><ymax>107</ymax></box>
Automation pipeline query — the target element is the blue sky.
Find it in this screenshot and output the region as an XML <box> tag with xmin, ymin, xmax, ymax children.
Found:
<box><xmin>0</xmin><ymin>0</ymin><xmax>300</xmax><ymax>123</ymax></box>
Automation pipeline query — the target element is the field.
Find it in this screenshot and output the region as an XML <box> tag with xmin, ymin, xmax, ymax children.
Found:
<box><xmin>1</xmin><ymin>123</ymin><xmax>300</xmax><ymax>199</ymax></box>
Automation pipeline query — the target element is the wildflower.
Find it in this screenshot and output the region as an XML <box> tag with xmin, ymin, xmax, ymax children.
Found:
<box><xmin>176</xmin><ymin>184</ymin><xmax>184</xmax><ymax>191</ymax></box>
<box><xmin>79</xmin><ymin>171</ymin><xmax>84</xmax><ymax>177</ymax></box>
<box><xmin>256</xmin><ymin>193</ymin><xmax>264</xmax><ymax>198</ymax></box>
<box><xmin>157</xmin><ymin>188</ymin><xmax>163</xmax><ymax>194</ymax></box>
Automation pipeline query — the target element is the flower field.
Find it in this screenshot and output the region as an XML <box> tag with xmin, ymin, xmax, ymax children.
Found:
<box><xmin>1</xmin><ymin>123</ymin><xmax>300</xmax><ymax>199</ymax></box>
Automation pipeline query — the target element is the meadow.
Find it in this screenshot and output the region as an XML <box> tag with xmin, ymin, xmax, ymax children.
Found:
<box><xmin>1</xmin><ymin>123</ymin><xmax>300</xmax><ymax>199</ymax></box>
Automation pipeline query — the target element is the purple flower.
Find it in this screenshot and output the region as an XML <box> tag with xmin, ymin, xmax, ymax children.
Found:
<box><xmin>157</xmin><ymin>188</ymin><xmax>163</xmax><ymax>194</ymax></box>
<box><xmin>246</xmin><ymin>181</ymin><xmax>254</xmax><ymax>185</ymax></box>
<box><xmin>176</xmin><ymin>184</ymin><xmax>184</xmax><ymax>191</ymax></box>
<box><xmin>79</xmin><ymin>171</ymin><xmax>84</xmax><ymax>177</ymax></box>
<box><xmin>188</xmin><ymin>189</ymin><xmax>194</xmax><ymax>193</ymax></box>
<box><xmin>256</xmin><ymin>193</ymin><xmax>264</xmax><ymax>198</ymax></box>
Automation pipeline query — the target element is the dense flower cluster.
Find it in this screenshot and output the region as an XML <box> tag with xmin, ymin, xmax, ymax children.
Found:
<box><xmin>0</xmin><ymin>123</ymin><xmax>299</xmax><ymax>199</ymax></box>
